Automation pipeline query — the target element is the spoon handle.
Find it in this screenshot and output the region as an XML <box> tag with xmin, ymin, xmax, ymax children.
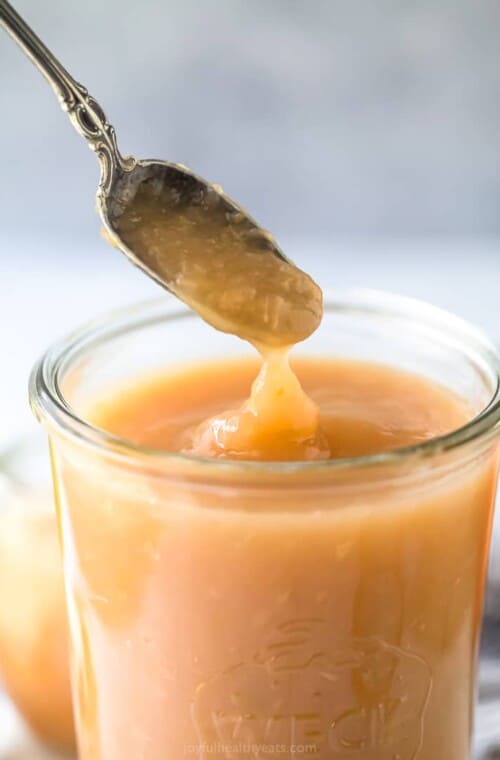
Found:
<box><xmin>0</xmin><ymin>0</ymin><xmax>134</xmax><ymax>191</ymax></box>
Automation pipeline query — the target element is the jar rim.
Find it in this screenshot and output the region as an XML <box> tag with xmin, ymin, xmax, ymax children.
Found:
<box><xmin>29</xmin><ymin>289</ymin><xmax>500</xmax><ymax>475</ymax></box>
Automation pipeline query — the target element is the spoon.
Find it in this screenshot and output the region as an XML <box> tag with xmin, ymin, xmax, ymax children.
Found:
<box><xmin>0</xmin><ymin>0</ymin><xmax>322</xmax><ymax>346</ymax></box>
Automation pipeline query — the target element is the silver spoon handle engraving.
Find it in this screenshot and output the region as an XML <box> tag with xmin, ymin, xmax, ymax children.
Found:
<box><xmin>0</xmin><ymin>0</ymin><xmax>134</xmax><ymax>192</ymax></box>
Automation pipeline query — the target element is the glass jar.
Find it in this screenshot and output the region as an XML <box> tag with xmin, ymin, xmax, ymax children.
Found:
<box><xmin>30</xmin><ymin>291</ymin><xmax>500</xmax><ymax>760</ymax></box>
<box><xmin>0</xmin><ymin>435</ymin><xmax>74</xmax><ymax>755</ymax></box>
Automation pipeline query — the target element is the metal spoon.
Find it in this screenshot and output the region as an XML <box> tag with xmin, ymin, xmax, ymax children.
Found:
<box><xmin>0</xmin><ymin>0</ymin><xmax>322</xmax><ymax>346</ymax></box>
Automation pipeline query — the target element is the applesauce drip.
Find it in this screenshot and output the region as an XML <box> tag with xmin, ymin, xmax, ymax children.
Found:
<box><xmin>184</xmin><ymin>347</ymin><xmax>330</xmax><ymax>461</ymax></box>
<box><xmin>113</xmin><ymin>178</ymin><xmax>327</xmax><ymax>461</ymax></box>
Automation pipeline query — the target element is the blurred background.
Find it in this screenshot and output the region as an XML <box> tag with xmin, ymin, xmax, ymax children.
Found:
<box><xmin>0</xmin><ymin>0</ymin><xmax>499</xmax><ymax>756</ymax></box>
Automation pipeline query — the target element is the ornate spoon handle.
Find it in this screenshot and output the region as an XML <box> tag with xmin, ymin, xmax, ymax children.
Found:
<box><xmin>0</xmin><ymin>0</ymin><xmax>134</xmax><ymax>192</ymax></box>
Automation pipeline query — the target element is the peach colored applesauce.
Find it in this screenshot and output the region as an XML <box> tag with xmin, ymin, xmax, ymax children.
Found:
<box><xmin>61</xmin><ymin>188</ymin><xmax>496</xmax><ymax>760</ymax></box>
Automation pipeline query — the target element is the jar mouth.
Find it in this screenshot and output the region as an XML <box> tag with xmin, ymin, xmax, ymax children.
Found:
<box><xmin>29</xmin><ymin>289</ymin><xmax>500</xmax><ymax>474</ymax></box>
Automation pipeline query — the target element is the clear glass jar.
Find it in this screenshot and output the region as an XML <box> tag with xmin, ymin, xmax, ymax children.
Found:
<box><xmin>0</xmin><ymin>435</ymin><xmax>74</xmax><ymax>756</ymax></box>
<box><xmin>30</xmin><ymin>291</ymin><xmax>500</xmax><ymax>760</ymax></box>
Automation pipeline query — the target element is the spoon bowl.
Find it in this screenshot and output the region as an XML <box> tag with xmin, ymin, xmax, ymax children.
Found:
<box><xmin>101</xmin><ymin>158</ymin><xmax>288</xmax><ymax>281</ymax></box>
<box><xmin>101</xmin><ymin>159</ymin><xmax>322</xmax><ymax>345</ymax></box>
